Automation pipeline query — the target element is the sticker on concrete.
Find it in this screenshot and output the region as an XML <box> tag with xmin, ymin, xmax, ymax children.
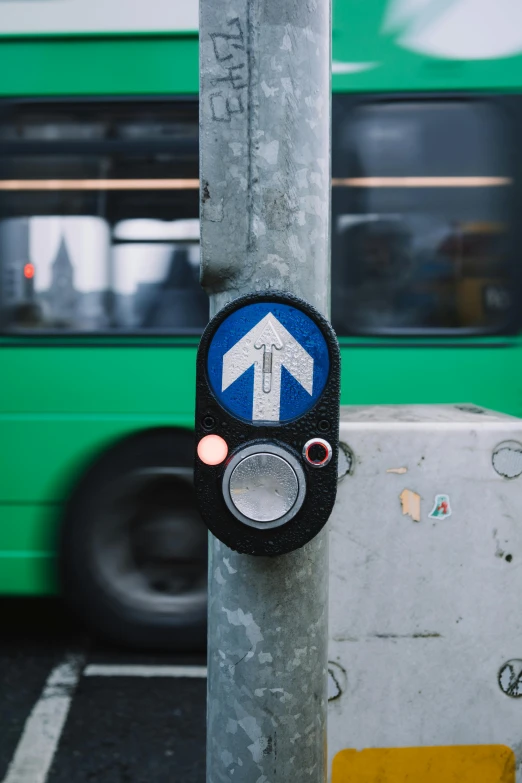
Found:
<box><xmin>499</xmin><ymin>660</ymin><xmax>522</xmax><ymax>698</ymax></box>
<box><xmin>332</xmin><ymin>745</ymin><xmax>515</xmax><ymax>782</ymax></box>
<box><xmin>400</xmin><ymin>489</ymin><xmax>421</xmax><ymax>522</ymax></box>
<box><xmin>492</xmin><ymin>441</ymin><xmax>522</xmax><ymax>479</ymax></box>
<box><xmin>429</xmin><ymin>494</ymin><xmax>452</xmax><ymax>520</ymax></box>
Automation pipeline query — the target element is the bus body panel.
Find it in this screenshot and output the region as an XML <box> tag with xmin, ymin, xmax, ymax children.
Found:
<box><xmin>340</xmin><ymin>339</ymin><xmax>522</xmax><ymax>416</ymax></box>
<box><xmin>333</xmin><ymin>0</ymin><xmax>522</xmax><ymax>93</ymax></box>
<box><xmin>0</xmin><ymin>505</ymin><xmax>58</xmax><ymax>594</ymax></box>
<box><xmin>2</xmin><ymin>0</ymin><xmax>522</xmax><ymax>98</ymax></box>
<box><xmin>0</xmin><ymin>38</ymin><xmax>199</xmax><ymax>97</ymax></box>
<box><xmin>0</xmin><ymin>343</ymin><xmax>198</xmax><ymax>415</ymax></box>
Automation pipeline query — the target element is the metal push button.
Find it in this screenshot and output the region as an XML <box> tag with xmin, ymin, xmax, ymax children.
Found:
<box><xmin>222</xmin><ymin>444</ymin><xmax>306</xmax><ymax>529</ymax></box>
<box><xmin>230</xmin><ymin>453</ymin><xmax>298</xmax><ymax>522</ymax></box>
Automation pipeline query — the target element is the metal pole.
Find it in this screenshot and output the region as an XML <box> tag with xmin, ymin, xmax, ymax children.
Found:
<box><xmin>200</xmin><ymin>0</ymin><xmax>331</xmax><ymax>778</ymax></box>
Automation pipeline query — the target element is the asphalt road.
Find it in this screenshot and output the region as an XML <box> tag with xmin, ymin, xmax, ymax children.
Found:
<box><xmin>0</xmin><ymin>599</ymin><xmax>206</xmax><ymax>783</ymax></box>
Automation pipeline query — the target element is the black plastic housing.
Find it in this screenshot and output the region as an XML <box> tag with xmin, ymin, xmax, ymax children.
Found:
<box><xmin>194</xmin><ymin>291</ymin><xmax>341</xmax><ymax>556</ymax></box>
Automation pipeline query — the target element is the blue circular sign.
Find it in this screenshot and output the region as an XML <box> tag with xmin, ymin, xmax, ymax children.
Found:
<box><xmin>207</xmin><ymin>302</ymin><xmax>330</xmax><ymax>423</ymax></box>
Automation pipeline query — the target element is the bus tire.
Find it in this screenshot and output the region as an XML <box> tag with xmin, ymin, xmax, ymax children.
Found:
<box><xmin>59</xmin><ymin>428</ymin><xmax>207</xmax><ymax>651</ymax></box>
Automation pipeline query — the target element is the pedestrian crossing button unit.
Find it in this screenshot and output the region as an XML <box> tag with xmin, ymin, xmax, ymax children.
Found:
<box><xmin>194</xmin><ymin>291</ymin><xmax>341</xmax><ymax>556</ymax></box>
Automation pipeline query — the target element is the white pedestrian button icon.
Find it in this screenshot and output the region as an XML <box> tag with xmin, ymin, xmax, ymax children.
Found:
<box><xmin>222</xmin><ymin>313</ymin><xmax>314</xmax><ymax>422</ymax></box>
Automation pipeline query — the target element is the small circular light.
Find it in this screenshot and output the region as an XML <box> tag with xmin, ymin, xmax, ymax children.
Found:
<box><xmin>24</xmin><ymin>263</ymin><xmax>35</xmax><ymax>279</ymax></box>
<box><xmin>303</xmin><ymin>438</ymin><xmax>332</xmax><ymax>467</ymax></box>
<box><xmin>197</xmin><ymin>434</ymin><xmax>228</xmax><ymax>466</ymax></box>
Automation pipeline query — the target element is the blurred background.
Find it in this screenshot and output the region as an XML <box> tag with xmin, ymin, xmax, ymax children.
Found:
<box><xmin>1</xmin><ymin>1</ymin><xmax>521</xmax><ymax>781</ymax></box>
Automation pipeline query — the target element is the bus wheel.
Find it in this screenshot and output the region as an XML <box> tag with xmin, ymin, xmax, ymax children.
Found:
<box><xmin>60</xmin><ymin>428</ymin><xmax>207</xmax><ymax>651</ymax></box>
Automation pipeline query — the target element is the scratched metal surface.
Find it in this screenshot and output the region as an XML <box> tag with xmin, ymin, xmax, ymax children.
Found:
<box><xmin>199</xmin><ymin>0</ymin><xmax>331</xmax><ymax>316</ymax></box>
<box><xmin>200</xmin><ymin>0</ymin><xmax>331</xmax><ymax>778</ymax></box>
<box><xmin>329</xmin><ymin>404</ymin><xmax>522</xmax><ymax>780</ymax></box>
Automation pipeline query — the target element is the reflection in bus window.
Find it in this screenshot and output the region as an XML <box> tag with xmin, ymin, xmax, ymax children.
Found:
<box><xmin>113</xmin><ymin>219</ymin><xmax>207</xmax><ymax>330</ymax></box>
<box><xmin>331</xmin><ymin>102</ymin><xmax>514</xmax><ymax>333</ymax></box>
<box><xmin>0</xmin><ymin>217</ymin><xmax>208</xmax><ymax>332</ymax></box>
<box><xmin>0</xmin><ymin>216</ymin><xmax>109</xmax><ymax>331</ymax></box>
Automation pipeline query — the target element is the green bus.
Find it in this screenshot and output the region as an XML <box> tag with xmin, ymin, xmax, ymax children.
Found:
<box><xmin>1</xmin><ymin>0</ymin><xmax>521</xmax><ymax>648</ymax></box>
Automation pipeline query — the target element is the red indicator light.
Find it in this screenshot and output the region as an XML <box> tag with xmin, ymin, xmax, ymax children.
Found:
<box><xmin>197</xmin><ymin>434</ymin><xmax>228</xmax><ymax>466</ymax></box>
<box><xmin>303</xmin><ymin>438</ymin><xmax>332</xmax><ymax>467</ymax></box>
<box><xmin>24</xmin><ymin>263</ymin><xmax>35</xmax><ymax>279</ymax></box>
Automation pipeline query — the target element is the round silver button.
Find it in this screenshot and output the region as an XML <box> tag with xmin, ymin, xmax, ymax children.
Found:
<box><xmin>222</xmin><ymin>444</ymin><xmax>306</xmax><ymax>530</ymax></box>
<box><xmin>230</xmin><ymin>453</ymin><xmax>298</xmax><ymax>523</ymax></box>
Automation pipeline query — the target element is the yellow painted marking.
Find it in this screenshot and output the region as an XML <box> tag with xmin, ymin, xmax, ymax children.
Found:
<box><xmin>387</xmin><ymin>467</ymin><xmax>408</xmax><ymax>475</ymax></box>
<box><xmin>332</xmin><ymin>745</ymin><xmax>515</xmax><ymax>782</ymax></box>
<box><xmin>399</xmin><ymin>488</ymin><xmax>421</xmax><ymax>522</ymax></box>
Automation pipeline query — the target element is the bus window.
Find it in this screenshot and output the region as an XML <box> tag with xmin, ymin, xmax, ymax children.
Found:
<box><xmin>0</xmin><ymin>216</ymin><xmax>110</xmax><ymax>331</ymax></box>
<box><xmin>112</xmin><ymin>219</ymin><xmax>208</xmax><ymax>330</ymax></box>
<box><xmin>0</xmin><ymin>100</ymin><xmax>206</xmax><ymax>333</ymax></box>
<box><xmin>331</xmin><ymin>101</ymin><xmax>514</xmax><ymax>334</ymax></box>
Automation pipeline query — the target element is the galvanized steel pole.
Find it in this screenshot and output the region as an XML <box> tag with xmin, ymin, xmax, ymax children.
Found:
<box><xmin>200</xmin><ymin>0</ymin><xmax>331</xmax><ymax>779</ymax></box>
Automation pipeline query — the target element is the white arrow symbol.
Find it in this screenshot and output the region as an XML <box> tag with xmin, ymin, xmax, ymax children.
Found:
<box><xmin>254</xmin><ymin>318</ymin><xmax>284</xmax><ymax>394</ymax></box>
<box><xmin>222</xmin><ymin>313</ymin><xmax>314</xmax><ymax>421</ymax></box>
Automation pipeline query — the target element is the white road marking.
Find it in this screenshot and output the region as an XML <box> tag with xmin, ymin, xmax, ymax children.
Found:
<box><xmin>83</xmin><ymin>664</ymin><xmax>207</xmax><ymax>678</ymax></box>
<box><xmin>1</xmin><ymin>655</ymin><xmax>83</xmax><ymax>783</ymax></box>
